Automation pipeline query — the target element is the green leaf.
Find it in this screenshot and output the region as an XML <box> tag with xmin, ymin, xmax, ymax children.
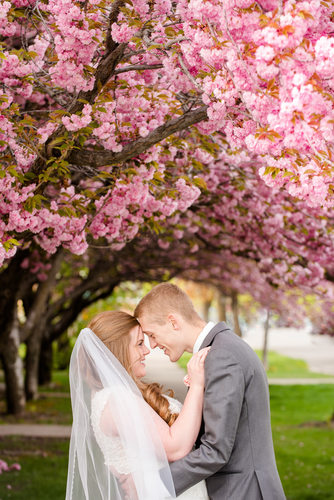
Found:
<box><xmin>148</xmin><ymin>44</ymin><xmax>163</xmax><ymax>51</ymax></box>
<box><xmin>193</xmin><ymin>177</ymin><xmax>208</xmax><ymax>191</ymax></box>
<box><xmin>3</xmin><ymin>238</ymin><xmax>21</xmax><ymax>252</ymax></box>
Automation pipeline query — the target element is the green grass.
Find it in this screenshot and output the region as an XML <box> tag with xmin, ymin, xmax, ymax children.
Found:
<box><xmin>255</xmin><ymin>351</ymin><xmax>333</xmax><ymax>379</ymax></box>
<box><xmin>1</xmin><ymin>360</ymin><xmax>334</xmax><ymax>499</ymax></box>
<box><xmin>40</xmin><ymin>370</ymin><xmax>70</xmax><ymax>393</ymax></box>
<box><xmin>0</xmin><ymin>436</ymin><xmax>69</xmax><ymax>500</ymax></box>
<box><xmin>270</xmin><ymin>385</ymin><xmax>334</xmax><ymax>500</ymax></box>
<box><xmin>0</xmin><ymin>370</ymin><xmax>70</xmax><ymax>392</ymax></box>
<box><xmin>178</xmin><ymin>352</ymin><xmax>334</xmax><ymax>499</ymax></box>
<box><xmin>0</xmin><ymin>370</ymin><xmax>72</xmax><ymax>425</ymax></box>
<box><xmin>178</xmin><ymin>350</ymin><xmax>334</xmax><ymax>379</ymax></box>
<box><xmin>1</xmin><ymin>386</ymin><xmax>333</xmax><ymax>499</ymax></box>
<box><xmin>0</xmin><ymin>396</ymin><xmax>72</xmax><ymax>425</ymax></box>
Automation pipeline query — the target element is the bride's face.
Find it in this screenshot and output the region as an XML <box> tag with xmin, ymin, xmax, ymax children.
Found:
<box><xmin>128</xmin><ymin>326</ymin><xmax>150</xmax><ymax>378</ymax></box>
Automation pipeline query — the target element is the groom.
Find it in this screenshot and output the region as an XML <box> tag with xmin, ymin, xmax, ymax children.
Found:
<box><xmin>135</xmin><ymin>283</ymin><xmax>286</xmax><ymax>500</ymax></box>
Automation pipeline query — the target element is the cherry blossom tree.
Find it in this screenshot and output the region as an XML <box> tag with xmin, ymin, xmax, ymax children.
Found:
<box><xmin>1</xmin><ymin>0</ymin><xmax>334</xmax><ymax>413</ymax></box>
<box><xmin>1</xmin><ymin>0</ymin><xmax>333</xmax><ymax>266</ymax></box>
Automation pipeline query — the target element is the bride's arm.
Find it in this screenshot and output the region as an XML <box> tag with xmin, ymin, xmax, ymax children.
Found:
<box><xmin>149</xmin><ymin>348</ymin><xmax>210</xmax><ymax>462</ymax></box>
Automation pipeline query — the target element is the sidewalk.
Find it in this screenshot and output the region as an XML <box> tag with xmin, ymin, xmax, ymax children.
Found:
<box><xmin>0</xmin><ymin>424</ymin><xmax>71</xmax><ymax>438</ymax></box>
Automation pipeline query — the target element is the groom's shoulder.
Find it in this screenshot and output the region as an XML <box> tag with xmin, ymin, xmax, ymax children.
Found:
<box><xmin>210</xmin><ymin>324</ymin><xmax>261</xmax><ymax>364</ymax></box>
<box><xmin>209</xmin><ymin>322</ymin><xmax>244</xmax><ymax>346</ymax></box>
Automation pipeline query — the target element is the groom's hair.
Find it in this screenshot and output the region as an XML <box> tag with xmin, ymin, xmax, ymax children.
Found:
<box><xmin>134</xmin><ymin>283</ymin><xmax>202</xmax><ymax>325</ymax></box>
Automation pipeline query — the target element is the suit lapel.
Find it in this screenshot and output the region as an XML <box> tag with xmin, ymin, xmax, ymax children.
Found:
<box><xmin>195</xmin><ymin>322</ymin><xmax>231</xmax><ymax>448</ymax></box>
<box><xmin>199</xmin><ymin>321</ymin><xmax>230</xmax><ymax>349</ymax></box>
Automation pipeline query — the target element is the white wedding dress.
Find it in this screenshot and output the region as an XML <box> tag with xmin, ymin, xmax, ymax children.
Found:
<box><xmin>91</xmin><ymin>388</ymin><xmax>208</xmax><ymax>499</ymax></box>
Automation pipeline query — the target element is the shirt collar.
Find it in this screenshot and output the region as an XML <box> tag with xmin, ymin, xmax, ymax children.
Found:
<box><xmin>193</xmin><ymin>321</ymin><xmax>216</xmax><ymax>353</ymax></box>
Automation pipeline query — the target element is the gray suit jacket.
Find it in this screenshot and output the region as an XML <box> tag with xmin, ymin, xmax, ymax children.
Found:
<box><xmin>169</xmin><ymin>322</ymin><xmax>286</xmax><ymax>500</ymax></box>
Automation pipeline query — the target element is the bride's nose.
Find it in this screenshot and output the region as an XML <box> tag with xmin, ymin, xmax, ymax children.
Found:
<box><xmin>144</xmin><ymin>345</ymin><xmax>150</xmax><ymax>356</ymax></box>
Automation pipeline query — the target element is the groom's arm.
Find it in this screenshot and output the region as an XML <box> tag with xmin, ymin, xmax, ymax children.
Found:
<box><xmin>169</xmin><ymin>347</ymin><xmax>245</xmax><ymax>496</ymax></box>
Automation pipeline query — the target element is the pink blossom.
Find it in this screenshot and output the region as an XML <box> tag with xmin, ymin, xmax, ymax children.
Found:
<box><xmin>111</xmin><ymin>23</ymin><xmax>136</xmax><ymax>43</ymax></box>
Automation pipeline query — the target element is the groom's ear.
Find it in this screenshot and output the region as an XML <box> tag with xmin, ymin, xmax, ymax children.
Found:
<box><xmin>167</xmin><ymin>313</ymin><xmax>180</xmax><ymax>330</ymax></box>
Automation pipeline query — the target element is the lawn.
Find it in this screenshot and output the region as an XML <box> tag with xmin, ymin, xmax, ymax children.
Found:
<box><xmin>270</xmin><ymin>385</ymin><xmax>334</xmax><ymax>500</ymax></box>
<box><xmin>39</xmin><ymin>370</ymin><xmax>71</xmax><ymax>393</ymax></box>
<box><xmin>255</xmin><ymin>351</ymin><xmax>333</xmax><ymax>379</ymax></box>
<box><xmin>0</xmin><ymin>436</ymin><xmax>69</xmax><ymax>500</ymax></box>
<box><xmin>0</xmin><ymin>396</ymin><xmax>72</xmax><ymax>426</ymax></box>
<box><xmin>0</xmin><ymin>384</ymin><xmax>333</xmax><ymax>499</ymax></box>
<box><xmin>0</xmin><ymin>371</ymin><xmax>72</xmax><ymax>425</ymax></box>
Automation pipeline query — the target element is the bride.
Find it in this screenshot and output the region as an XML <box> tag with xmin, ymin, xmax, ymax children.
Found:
<box><xmin>65</xmin><ymin>310</ymin><xmax>209</xmax><ymax>499</ymax></box>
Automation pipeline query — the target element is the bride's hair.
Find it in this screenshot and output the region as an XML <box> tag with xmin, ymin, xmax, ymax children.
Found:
<box><xmin>88</xmin><ymin>310</ymin><xmax>178</xmax><ymax>426</ymax></box>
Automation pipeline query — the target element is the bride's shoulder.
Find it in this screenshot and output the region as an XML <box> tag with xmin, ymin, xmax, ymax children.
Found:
<box><xmin>91</xmin><ymin>387</ymin><xmax>113</xmax><ymax>407</ymax></box>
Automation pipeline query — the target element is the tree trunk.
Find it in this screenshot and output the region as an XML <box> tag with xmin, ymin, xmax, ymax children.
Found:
<box><xmin>216</xmin><ymin>289</ymin><xmax>227</xmax><ymax>322</ymax></box>
<box><xmin>38</xmin><ymin>339</ymin><xmax>53</xmax><ymax>386</ymax></box>
<box><xmin>0</xmin><ymin>316</ymin><xmax>25</xmax><ymax>414</ymax></box>
<box><xmin>0</xmin><ymin>252</ymin><xmax>31</xmax><ymax>414</ymax></box>
<box><xmin>23</xmin><ymin>251</ymin><xmax>63</xmax><ymax>401</ymax></box>
<box><xmin>262</xmin><ymin>309</ymin><xmax>270</xmax><ymax>371</ymax></box>
<box><xmin>231</xmin><ymin>291</ymin><xmax>242</xmax><ymax>337</ymax></box>
<box><xmin>25</xmin><ymin>324</ymin><xmax>45</xmax><ymax>400</ymax></box>
<box><xmin>202</xmin><ymin>299</ymin><xmax>212</xmax><ymax>322</ymax></box>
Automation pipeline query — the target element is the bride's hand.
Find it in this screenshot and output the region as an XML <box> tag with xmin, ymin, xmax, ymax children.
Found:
<box><xmin>186</xmin><ymin>347</ymin><xmax>211</xmax><ymax>389</ymax></box>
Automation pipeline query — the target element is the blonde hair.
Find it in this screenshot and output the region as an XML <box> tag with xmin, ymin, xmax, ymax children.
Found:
<box><xmin>88</xmin><ymin>311</ymin><xmax>178</xmax><ymax>426</ymax></box>
<box><xmin>134</xmin><ymin>283</ymin><xmax>202</xmax><ymax>325</ymax></box>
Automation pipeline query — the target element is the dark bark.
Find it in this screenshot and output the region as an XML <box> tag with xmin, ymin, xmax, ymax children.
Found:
<box><xmin>31</xmin><ymin>40</ymin><xmax>127</xmax><ymax>177</ymax></box>
<box><xmin>262</xmin><ymin>309</ymin><xmax>270</xmax><ymax>371</ymax></box>
<box><xmin>23</xmin><ymin>251</ymin><xmax>63</xmax><ymax>400</ymax></box>
<box><xmin>202</xmin><ymin>299</ymin><xmax>212</xmax><ymax>322</ymax></box>
<box><xmin>38</xmin><ymin>339</ymin><xmax>53</xmax><ymax>386</ymax></box>
<box><xmin>0</xmin><ymin>313</ymin><xmax>25</xmax><ymax>414</ymax></box>
<box><xmin>216</xmin><ymin>288</ymin><xmax>227</xmax><ymax>322</ymax></box>
<box><xmin>231</xmin><ymin>291</ymin><xmax>242</xmax><ymax>337</ymax></box>
<box><xmin>48</xmin><ymin>281</ymin><xmax>120</xmax><ymax>342</ymax></box>
<box><xmin>0</xmin><ymin>252</ymin><xmax>31</xmax><ymax>414</ymax></box>
<box><xmin>105</xmin><ymin>1</ymin><xmax>127</xmax><ymax>54</ymax></box>
<box><xmin>25</xmin><ymin>322</ymin><xmax>47</xmax><ymax>400</ymax></box>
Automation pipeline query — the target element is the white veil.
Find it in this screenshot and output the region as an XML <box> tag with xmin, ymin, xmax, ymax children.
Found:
<box><xmin>65</xmin><ymin>328</ymin><xmax>175</xmax><ymax>500</ymax></box>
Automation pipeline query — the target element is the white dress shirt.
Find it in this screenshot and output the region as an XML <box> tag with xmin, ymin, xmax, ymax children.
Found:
<box><xmin>193</xmin><ymin>321</ymin><xmax>216</xmax><ymax>353</ymax></box>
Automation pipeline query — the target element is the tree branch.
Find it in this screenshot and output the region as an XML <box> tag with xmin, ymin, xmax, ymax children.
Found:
<box><xmin>69</xmin><ymin>105</ymin><xmax>208</xmax><ymax>168</ymax></box>
<box><xmin>66</xmin><ymin>43</ymin><xmax>127</xmax><ymax>117</ymax></box>
<box><xmin>105</xmin><ymin>0</ymin><xmax>126</xmax><ymax>54</ymax></box>
<box><xmin>48</xmin><ymin>282</ymin><xmax>119</xmax><ymax>341</ymax></box>
<box><xmin>114</xmin><ymin>63</ymin><xmax>163</xmax><ymax>75</ymax></box>
<box><xmin>31</xmin><ymin>43</ymin><xmax>127</xmax><ymax>175</ymax></box>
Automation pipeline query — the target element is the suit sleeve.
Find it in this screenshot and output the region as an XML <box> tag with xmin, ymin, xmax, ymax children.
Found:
<box><xmin>169</xmin><ymin>347</ymin><xmax>245</xmax><ymax>496</ymax></box>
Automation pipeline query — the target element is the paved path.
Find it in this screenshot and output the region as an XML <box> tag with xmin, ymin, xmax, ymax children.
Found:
<box><xmin>0</xmin><ymin>385</ymin><xmax>70</xmax><ymax>398</ymax></box>
<box><xmin>267</xmin><ymin>377</ymin><xmax>334</xmax><ymax>385</ymax></box>
<box><xmin>0</xmin><ymin>424</ymin><xmax>71</xmax><ymax>438</ymax></box>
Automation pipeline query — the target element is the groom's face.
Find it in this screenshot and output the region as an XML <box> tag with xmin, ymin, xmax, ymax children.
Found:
<box><xmin>139</xmin><ymin>315</ymin><xmax>185</xmax><ymax>362</ymax></box>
